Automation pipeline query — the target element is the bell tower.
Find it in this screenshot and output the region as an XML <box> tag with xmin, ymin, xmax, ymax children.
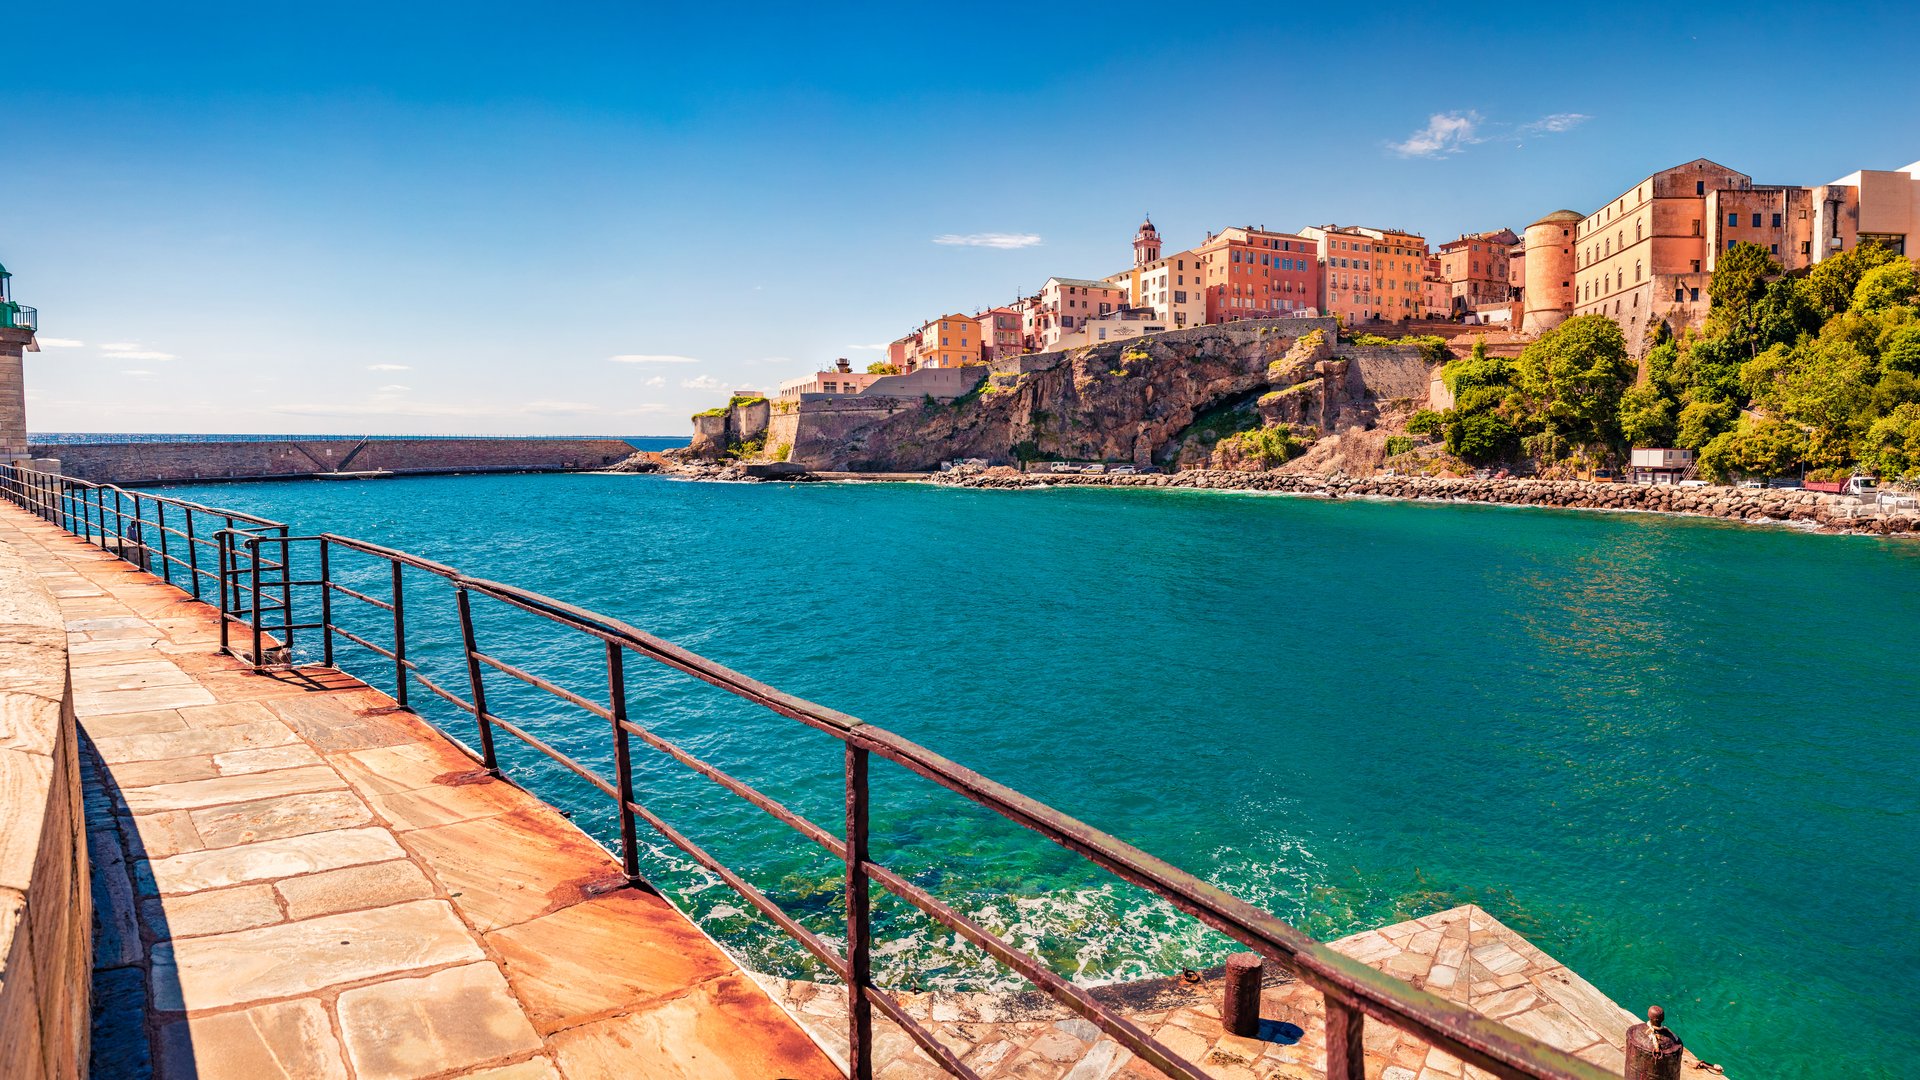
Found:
<box><xmin>1133</xmin><ymin>216</ymin><xmax>1161</xmax><ymax>267</ymax></box>
<box><xmin>0</xmin><ymin>262</ymin><xmax>38</xmax><ymax>462</ymax></box>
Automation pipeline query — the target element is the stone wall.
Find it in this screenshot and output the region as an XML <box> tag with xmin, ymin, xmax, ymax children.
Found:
<box><xmin>0</xmin><ymin>538</ymin><xmax>91</xmax><ymax>1078</ymax></box>
<box><xmin>30</xmin><ymin>438</ymin><xmax>639</xmax><ymax>486</ymax></box>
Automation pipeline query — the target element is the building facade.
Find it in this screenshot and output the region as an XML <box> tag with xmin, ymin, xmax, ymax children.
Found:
<box><xmin>1032</xmin><ymin>278</ymin><xmax>1129</xmax><ymax>351</ymax></box>
<box><xmin>1436</xmin><ymin>228</ymin><xmax>1519</xmax><ymax>314</ymax></box>
<box><xmin>975</xmin><ymin>306</ymin><xmax>1024</xmax><ymax>362</ymax></box>
<box><xmin>906</xmin><ymin>313</ymin><xmax>982</xmax><ymax>369</ymax></box>
<box><xmin>1522</xmin><ymin>210</ymin><xmax>1580</xmax><ymax>335</ymax></box>
<box><xmin>1356</xmin><ymin>227</ymin><xmax>1431</xmax><ymax>322</ymax></box>
<box><xmin>1193</xmin><ymin>226</ymin><xmax>1320</xmax><ymax>324</ymax></box>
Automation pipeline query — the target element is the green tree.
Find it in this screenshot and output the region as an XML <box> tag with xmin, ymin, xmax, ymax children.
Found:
<box><xmin>1444</xmin><ymin>410</ymin><xmax>1517</xmax><ymax>463</ymax></box>
<box><xmin>1776</xmin><ymin>338</ymin><xmax>1875</xmax><ymax>467</ymax></box>
<box><xmin>1511</xmin><ymin>314</ymin><xmax>1635</xmax><ymax>451</ymax></box>
<box><xmin>1860</xmin><ymin>403</ymin><xmax>1920</xmax><ymax>479</ymax></box>
<box><xmin>1707</xmin><ymin>242</ymin><xmax>1783</xmax><ymax>353</ymax></box>
<box><xmin>866</xmin><ymin>362</ymin><xmax>901</xmax><ymax>375</ymax></box>
<box><xmin>1675</xmin><ymin>398</ymin><xmax>1738</xmax><ymax>449</ymax></box>
<box><xmin>1800</xmin><ymin>242</ymin><xmax>1901</xmax><ymax>316</ymax></box>
<box><xmin>1618</xmin><ymin>384</ymin><xmax>1678</xmax><ymax>447</ymax></box>
<box><xmin>1698</xmin><ymin>420</ymin><xmax>1807</xmax><ymax>482</ymax></box>
<box><xmin>1852</xmin><ymin>261</ymin><xmax>1920</xmax><ymax>314</ymax></box>
<box><xmin>1881</xmin><ymin>325</ymin><xmax>1920</xmax><ymax>374</ymax></box>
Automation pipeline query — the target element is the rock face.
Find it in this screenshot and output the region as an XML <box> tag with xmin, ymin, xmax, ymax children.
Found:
<box><xmin>687</xmin><ymin>398</ymin><xmax>770</xmax><ymax>459</ymax></box>
<box><xmin>807</xmin><ymin>318</ymin><xmax>1439</xmax><ymax>472</ymax></box>
<box><xmin>933</xmin><ymin>470</ymin><xmax>1920</xmax><ymax>535</ymax></box>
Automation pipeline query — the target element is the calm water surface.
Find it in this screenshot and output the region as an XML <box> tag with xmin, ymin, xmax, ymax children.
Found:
<box><xmin>160</xmin><ymin>473</ymin><xmax>1920</xmax><ymax>1078</ymax></box>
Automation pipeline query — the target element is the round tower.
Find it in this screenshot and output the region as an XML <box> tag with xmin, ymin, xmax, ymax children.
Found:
<box><xmin>1133</xmin><ymin>216</ymin><xmax>1161</xmax><ymax>267</ymax></box>
<box><xmin>0</xmin><ymin>263</ymin><xmax>39</xmax><ymax>462</ymax></box>
<box><xmin>1521</xmin><ymin>210</ymin><xmax>1581</xmax><ymax>335</ymax></box>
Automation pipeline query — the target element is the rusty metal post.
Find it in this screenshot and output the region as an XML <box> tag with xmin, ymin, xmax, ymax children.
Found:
<box><xmin>216</xmin><ymin>531</ymin><xmax>231</xmax><ymax>654</ymax></box>
<box><xmin>1625</xmin><ymin>1006</ymin><xmax>1683</xmax><ymax>1080</ymax></box>
<box><xmin>390</xmin><ymin>559</ymin><xmax>409</xmax><ymax>708</ymax></box>
<box><xmin>606</xmin><ymin>641</ymin><xmax>641</xmax><ymax>886</ymax></box>
<box><xmin>184</xmin><ymin>509</ymin><xmax>201</xmax><ymax>599</ymax></box>
<box><xmin>454</xmin><ymin>585</ymin><xmax>497</xmax><ymax>773</ymax></box>
<box><xmin>156</xmin><ymin>500</ymin><xmax>172</xmax><ymax>586</ymax></box>
<box><xmin>248</xmin><ymin>536</ymin><xmax>264</xmax><ymax>672</ymax></box>
<box><xmin>1222</xmin><ymin>952</ymin><xmax>1262</xmax><ymax>1037</ymax></box>
<box><xmin>1324</xmin><ymin>995</ymin><xmax>1364</xmax><ymax>1080</ymax></box>
<box><xmin>845</xmin><ymin>743</ymin><xmax>872</xmax><ymax>1080</ymax></box>
<box><xmin>319</xmin><ymin>539</ymin><xmax>335</xmax><ymax>668</ymax></box>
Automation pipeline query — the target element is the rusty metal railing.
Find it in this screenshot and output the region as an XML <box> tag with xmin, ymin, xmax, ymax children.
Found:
<box><xmin>0</xmin><ymin>464</ymin><xmax>1617</xmax><ymax>1080</ymax></box>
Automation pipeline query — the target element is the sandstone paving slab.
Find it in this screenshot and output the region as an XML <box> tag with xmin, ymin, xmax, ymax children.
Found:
<box><xmin>485</xmin><ymin>889</ymin><xmax>735</xmax><ymax>1029</ymax></box>
<box><xmin>213</xmin><ymin>741</ymin><xmax>323</xmax><ymax>775</ymax></box>
<box><xmin>140</xmin><ymin>882</ymin><xmax>285</xmax><ymax>940</ymax></box>
<box><xmin>92</xmin><ymin>717</ymin><xmax>298</xmax><ymax>764</ymax></box>
<box><xmin>149</xmin><ymin>898</ymin><xmax>485</xmax><ymax>1011</ymax></box>
<box><xmin>268</xmin><ymin>690</ymin><xmax>428</xmax><ymax>751</ymax></box>
<box><xmin>188</xmin><ymin>788</ymin><xmax>374</xmax><ymax>849</ymax></box>
<box><xmin>548</xmin><ymin>971</ymin><xmax>842</xmax><ymax>1080</ymax></box>
<box><xmin>103</xmin><ymin>755</ymin><xmax>220</xmax><ymax>789</ymax></box>
<box><xmin>81</xmin><ymin>708</ymin><xmax>188</xmax><ymax>738</ymax></box>
<box><xmin>336</xmin><ymin>961</ymin><xmax>544</xmax><ymax>1080</ymax></box>
<box><xmin>175</xmin><ymin>700</ymin><xmax>279</xmax><ymax>728</ymax></box>
<box><xmin>74</xmin><ymin>683</ymin><xmax>218</xmax><ymax>715</ymax></box>
<box><xmin>143</xmin><ymin>825</ymin><xmax>405</xmax><ymax>894</ymax></box>
<box><xmin>334</xmin><ymin>736</ymin><xmax>488</xmax><ymax>797</ymax></box>
<box><xmin>155</xmin><ymin>998</ymin><xmax>349</xmax><ymax>1080</ymax></box>
<box><xmin>120</xmin><ymin>762</ymin><xmax>347</xmax><ymax>813</ymax></box>
<box><xmin>367</xmin><ymin>772</ymin><xmax>536</xmax><ymax>831</ymax></box>
<box><xmin>115</xmin><ymin>808</ymin><xmax>205</xmax><ymax>859</ymax></box>
<box><xmin>276</xmin><ymin>858</ymin><xmax>437</xmax><ymax>921</ymax></box>
<box><xmin>400</xmin><ymin>808</ymin><xmax>622</xmax><ymax>932</ymax></box>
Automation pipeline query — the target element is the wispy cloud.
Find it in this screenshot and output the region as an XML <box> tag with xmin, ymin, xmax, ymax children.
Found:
<box><xmin>610</xmin><ymin>353</ymin><xmax>700</xmax><ymax>364</ymax></box>
<box><xmin>378</xmin><ymin>384</ymin><xmax>410</xmax><ymax>392</ymax></box>
<box><xmin>680</xmin><ymin>375</ymin><xmax>724</xmax><ymax>391</ymax></box>
<box><xmin>367</xmin><ymin>363</ymin><xmax>410</xmax><ymax>372</ymax></box>
<box><xmin>99</xmin><ymin>341</ymin><xmax>177</xmax><ymax>361</ymax></box>
<box><xmin>932</xmin><ymin>232</ymin><xmax>1043</xmax><ymax>250</ymax></box>
<box><xmin>36</xmin><ymin>337</ymin><xmax>84</xmax><ymax>348</ymax></box>
<box><xmin>1389</xmin><ymin>110</ymin><xmax>1591</xmax><ymax>158</ymax></box>
<box><xmin>643</xmin><ymin>376</ymin><xmax>666</xmax><ymax>388</ymax></box>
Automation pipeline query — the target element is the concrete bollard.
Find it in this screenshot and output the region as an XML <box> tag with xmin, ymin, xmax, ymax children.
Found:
<box><xmin>1624</xmin><ymin>1005</ymin><xmax>1683</xmax><ymax>1080</ymax></box>
<box><xmin>1222</xmin><ymin>952</ymin><xmax>1262</xmax><ymax>1037</ymax></box>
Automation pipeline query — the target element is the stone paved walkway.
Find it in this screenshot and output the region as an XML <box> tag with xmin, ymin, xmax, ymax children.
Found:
<box><xmin>0</xmin><ymin>505</ymin><xmax>838</xmax><ymax>1080</ymax></box>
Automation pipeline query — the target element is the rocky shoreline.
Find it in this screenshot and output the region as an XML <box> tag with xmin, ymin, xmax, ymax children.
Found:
<box><xmin>930</xmin><ymin>467</ymin><xmax>1920</xmax><ymax>536</ymax></box>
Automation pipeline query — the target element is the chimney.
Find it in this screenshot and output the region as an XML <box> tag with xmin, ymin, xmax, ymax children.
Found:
<box><xmin>836</xmin><ymin>357</ymin><xmax>851</xmax><ymax>373</ymax></box>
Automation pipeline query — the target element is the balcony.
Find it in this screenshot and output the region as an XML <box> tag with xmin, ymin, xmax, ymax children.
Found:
<box><xmin>1</xmin><ymin>304</ymin><xmax>35</xmax><ymax>332</ymax></box>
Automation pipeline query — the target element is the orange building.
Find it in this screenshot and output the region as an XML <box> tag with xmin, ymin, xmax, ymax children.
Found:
<box><xmin>1033</xmin><ymin>277</ymin><xmax>1128</xmax><ymax>350</ymax></box>
<box><xmin>1192</xmin><ymin>226</ymin><xmax>1321</xmax><ymax>324</ymax></box>
<box><xmin>1357</xmin><ymin>227</ymin><xmax>1430</xmax><ymax>323</ymax></box>
<box><xmin>895</xmin><ymin>313</ymin><xmax>981</xmax><ymax>370</ymax></box>
<box><xmin>1298</xmin><ymin>225</ymin><xmax>1374</xmax><ymax>325</ymax></box>
<box><xmin>1436</xmin><ymin>228</ymin><xmax>1519</xmax><ymax>314</ymax></box>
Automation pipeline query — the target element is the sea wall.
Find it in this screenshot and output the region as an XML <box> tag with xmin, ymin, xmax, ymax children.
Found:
<box><xmin>941</xmin><ymin>469</ymin><xmax>1920</xmax><ymax>534</ymax></box>
<box><xmin>29</xmin><ymin>437</ymin><xmax>638</xmax><ymax>486</ymax></box>
<box><xmin>0</xmin><ymin>538</ymin><xmax>91</xmax><ymax>1078</ymax></box>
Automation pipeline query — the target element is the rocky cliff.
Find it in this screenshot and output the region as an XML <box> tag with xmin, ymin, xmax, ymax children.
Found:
<box><xmin>805</xmin><ymin>318</ymin><xmax>1440</xmax><ymax>472</ymax></box>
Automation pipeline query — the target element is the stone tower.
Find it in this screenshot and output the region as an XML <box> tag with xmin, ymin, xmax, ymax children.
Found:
<box><xmin>0</xmin><ymin>263</ymin><xmax>38</xmax><ymax>462</ymax></box>
<box><xmin>1133</xmin><ymin>216</ymin><xmax>1161</xmax><ymax>267</ymax></box>
<box><xmin>1521</xmin><ymin>210</ymin><xmax>1581</xmax><ymax>335</ymax></box>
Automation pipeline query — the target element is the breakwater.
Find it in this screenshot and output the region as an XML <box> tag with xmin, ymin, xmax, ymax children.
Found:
<box><xmin>29</xmin><ymin>436</ymin><xmax>638</xmax><ymax>485</ymax></box>
<box><xmin>936</xmin><ymin>468</ymin><xmax>1920</xmax><ymax>535</ymax></box>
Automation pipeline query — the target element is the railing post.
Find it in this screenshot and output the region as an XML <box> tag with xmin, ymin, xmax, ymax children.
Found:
<box><xmin>390</xmin><ymin>560</ymin><xmax>408</xmax><ymax>708</ymax></box>
<box><xmin>184</xmin><ymin>510</ymin><xmax>201</xmax><ymax>600</ymax></box>
<box><xmin>454</xmin><ymin>585</ymin><xmax>497</xmax><ymax>773</ymax></box>
<box><xmin>216</xmin><ymin>531</ymin><xmax>232</xmax><ymax>655</ymax></box>
<box><xmin>606</xmin><ymin>641</ymin><xmax>641</xmax><ymax>887</ymax></box>
<box><xmin>277</xmin><ymin>529</ymin><xmax>293</xmax><ymax>656</ymax></box>
<box><xmin>94</xmin><ymin>487</ymin><xmax>107</xmax><ymax>549</ymax></box>
<box><xmin>112</xmin><ymin>488</ymin><xmax>125</xmax><ymax>553</ymax></box>
<box><xmin>1324</xmin><ymin>995</ymin><xmax>1365</xmax><ymax>1080</ymax></box>
<box><xmin>845</xmin><ymin>743</ymin><xmax>872</xmax><ymax>1080</ymax></box>
<box><xmin>248</xmin><ymin>536</ymin><xmax>264</xmax><ymax>673</ymax></box>
<box><xmin>319</xmin><ymin>539</ymin><xmax>335</xmax><ymax>668</ymax></box>
<box><xmin>156</xmin><ymin>501</ymin><xmax>172</xmax><ymax>586</ymax></box>
<box><xmin>1222</xmin><ymin>952</ymin><xmax>1262</xmax><ymax>1037</ymax></box>
<box><xmin>1625</xmin><ymin>1006</ymin><xmax>1684</xmax><ymax>1080</ymax></box>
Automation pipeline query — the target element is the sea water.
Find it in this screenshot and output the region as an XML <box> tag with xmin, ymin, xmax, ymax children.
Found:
<box><xmin>157</xmin><ymin>472</ymin><xmax>1920</xmax><ymax>1077</ymax></box>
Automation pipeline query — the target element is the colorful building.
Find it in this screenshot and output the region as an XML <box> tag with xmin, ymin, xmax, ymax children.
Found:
<box><xmin>778</xmin><ymin>359</ymin><xmax>886</xmax><ymax>399</ymax></box>
<box><xmin>1298</xmin><ymin>225</ymin><xmax>1375</xmax><ymax>326</ymax></box>
<box><xmin>907</xmin><ymin>313</ymin><xmax>981</xmax><ymax>369</ymax></box>
<box><xmin>1192</xmin><ymin>226</ymin><xmax>1321</xmax><ymax>324</ymax></box>
<box><xmin>1104</xmin><ymin>218</ymin><xmax>1206</xmax><ymax>330</ymax></box>
<box><xmin>1436</xmin><ymin>228</ymin><xmax>1519</xmax><ymax>314</ymax></box>
<box><xmin>974</xmin><ymin>305</ymin><xmax>1024</xmax><ymax>362</ymax></box>
<box><xmin>1032</xmin><ymin>277</ymin><xmax>1129</xmax><ymax>350</ymax></box>
<box><xmin>1356</xmin><ymin>227</ymin><xmax>1430</xmax><ymax>323</ymax></box>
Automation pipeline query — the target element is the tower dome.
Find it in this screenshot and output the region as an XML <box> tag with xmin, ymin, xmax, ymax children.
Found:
<box><xmin>1132</xmin><ymin>215</ymin><xmax>1161</xmax><ymax>267</ymax></box>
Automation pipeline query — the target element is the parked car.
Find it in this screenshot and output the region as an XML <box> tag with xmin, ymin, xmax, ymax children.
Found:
<box><xmin>1678</xmin><ymin>479</ymin><xmax>1709</xmax><ymax>487</ymax></box>
<box><xmin>1736</xmin><ymin>479</ymin><xmax>1765</xmax><ymax>489</ymax></box>
<box><xmin>1108</xmin><ymin>464</ymin><xmax>1137</xmax><ymax>475</ymax></box>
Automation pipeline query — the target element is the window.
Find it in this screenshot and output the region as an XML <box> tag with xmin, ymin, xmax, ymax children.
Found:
<box><xmin>1635</xmin><ymin>260</ymin><xmax>1642</xmax><ymax>281</ymax></box>
<box><xmin>1727</xmin><ymin>240</ymin><xmax>1736</xmax><ymax>250</ymax></box>
<box><xmin>1690</xmin><ymin>259</ymin><xmax>1700</xmax><ymax>273</ymax></box>
<box><xmin>1770</xmin><ymin>244</ymin><xmax>1779</xmax><ymax>254</ymax></box>
<box><xmin>1690</xmin><ymin>288</ymin><xmax>1700</xmax><ymax>302</ymax></box>
<box><xmin>1751</xmin><ymin>213</ymin><xmax>1762</xmax><ymax>228</ymax></box>
<box><xmin>1697</xmin><ymin>181</ymin><xmax>1705</xmax><ymax>195</ymax></box>
<box><xmin>1675</xmin><ymin>288</ymin><xmax>1685</xmax><ymax>303</ymax></box>
<box><xmin>1772</xmin><ymin>213</ymin><xmax>1782</xmax><ymax>227</ymax></box>
<box><xmin>1801</xmin><ymin>241</ymin><xmax>1811</xmax><ymax>255</ymax></box>
<box><xmin>1691</xmin><ymin>219</ymin><xmax>1701</xmax><ymax>236</ymax></box>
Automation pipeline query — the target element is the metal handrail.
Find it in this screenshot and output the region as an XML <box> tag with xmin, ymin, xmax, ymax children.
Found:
<box><xmin>0</xmin><ymin>464</ymin><xmax>1614</xmax><ymax>1080</ymax></box>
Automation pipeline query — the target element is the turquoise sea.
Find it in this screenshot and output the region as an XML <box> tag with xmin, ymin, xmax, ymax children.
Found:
<box><xmin>159</xmin><ymin>472</ymin><xmax>1920</xmax><ymax>1078</ymax></box>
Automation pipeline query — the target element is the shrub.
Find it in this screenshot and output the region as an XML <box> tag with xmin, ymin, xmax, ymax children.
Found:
<box><xmin>1220</xmin><ymin>424</ymin><xmax>1302</xmax><ymax>468</ymax></box>
<box><xmin>1405</xmin><ymin>409</ymin><xmax>1445</xmax><ymax>436</ymax></box>
<box><xmin>1385</xmin><ymin>435</ymin><xmax>1417</xmax><ymax>458</ymax></box>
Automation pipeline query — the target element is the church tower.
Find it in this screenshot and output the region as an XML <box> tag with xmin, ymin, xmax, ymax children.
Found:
<box><xmin>1133</xmin><ymin>216</ymin><xmax>1161</xmax><ymax>267</ymax></box>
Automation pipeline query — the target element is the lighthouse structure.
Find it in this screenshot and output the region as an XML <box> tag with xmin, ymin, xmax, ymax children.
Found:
<box><xmin>0</xmin><ymin>262</ymin><xmax>42</xmax><ymax>463</ymax></box>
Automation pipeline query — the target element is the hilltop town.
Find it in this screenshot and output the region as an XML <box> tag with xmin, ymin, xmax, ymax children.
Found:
<box><xmin>675</xmin><ymin>155</ymin><xmax>1920</xmax><ymax>506</ymax></box>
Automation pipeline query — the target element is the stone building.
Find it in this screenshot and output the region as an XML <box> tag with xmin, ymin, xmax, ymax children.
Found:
<box><xmin>1192</xmin><ymin>226</ymin><xmax>1321</xmax><ymax>324</ymax></box>
<box><xmin>1521</xmin><ymin>210</ymin><xmax>1580</xmax><ymax>335</ymax></box>
<box><xmin>0</xmin><ymin>263</ymin><xmax>39</xmax><ymax>461</ymax></box>
<box><xmin>1436</xmin><ymin>228</ymin><xmax>1519</xmax><ymax>314</ymax></box>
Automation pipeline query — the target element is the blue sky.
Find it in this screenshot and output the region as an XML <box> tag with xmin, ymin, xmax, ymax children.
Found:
<box><xmin>6</xmin><ymin>1</ymin><xmax>1916</xmax><ymax>435</ymax></box>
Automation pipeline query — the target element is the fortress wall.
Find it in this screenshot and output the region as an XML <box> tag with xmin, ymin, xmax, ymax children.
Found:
<box><xmin>29</xmin><ymin>438</ymin><xmax>639</xmax><ymax>485</ymax></box>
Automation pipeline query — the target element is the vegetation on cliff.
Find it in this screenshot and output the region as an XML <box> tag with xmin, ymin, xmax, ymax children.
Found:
<box><xmin>1423</xmin><ymin>241</ymin><xmax>1920</xmax><ymax>481</ymax></box>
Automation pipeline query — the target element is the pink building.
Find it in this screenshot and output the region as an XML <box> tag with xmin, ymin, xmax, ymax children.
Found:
<box><xmin>1193</xmin><ymin>226</ymin><xmax>1321</xmax><ymax>323</ymax></box>
<box><xmin>1032</xmin><ymin>277</ymin><xmax>1129</xmax><ymax>350</ymax></box>
<box><xmin>975</xmin><ymin>305</ymin><xmax>1024</xmax><ymax>361</ymax></box>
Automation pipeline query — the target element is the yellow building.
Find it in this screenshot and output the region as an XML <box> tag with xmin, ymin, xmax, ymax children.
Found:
<box><xmin>1356</xmin><ymin>227</ymin><xmax>1430</xmax><ymax>323</ymax></box>
<box><xmin>907</xmin><ymin>313</ymin><xmax>980</xmax><ymax>370</ymax></box>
